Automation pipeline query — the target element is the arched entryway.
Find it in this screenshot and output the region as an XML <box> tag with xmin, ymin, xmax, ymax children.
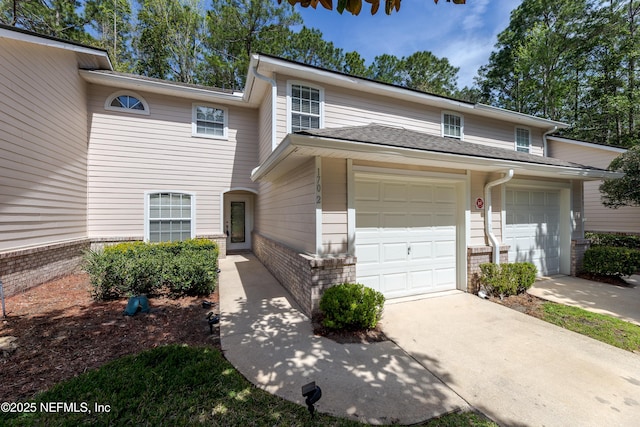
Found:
<box><xmin>222</xmin><ymin>188</ymin><xmax>257</xmax><ymax>252</ymax></box>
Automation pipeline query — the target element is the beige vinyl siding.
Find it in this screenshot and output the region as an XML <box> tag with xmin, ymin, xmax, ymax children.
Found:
<box><xmin>548</xmin><ymin>140</ymin><xmax>640</xmax><ymax>234</ymax></box>
<box><xmin>87</xmin><ymin>84</ymin><xmax>258</xmax><ymax>239</ymax></box>
<box><xmin>258</xmin><ymin>87</ymin><xmax>273</xmax><ymax>164</ymax></box>
<box><xmin>273</xmin><ymin>74</ymin><xmax>548</xmax><ymax>155</ymax></box>
<box><xmin>469</xmin><ymin>171</ymin><xmax>491</xmax><ymax>246</ymax></box>
<box><xmin>465</xmin><ymin>116</ymin><xmax>544</xmax><ymax>155</ymax></box>
<box><xmin>322</xmin><ymin>158</ymin><xmax>347</xmax><ymax>255</ymax></box>
<box><xmin>255</xmin><ymin>158</ymin><xmax>316</xmax><ymax>254</ymax></box>
<box><xmin>0</xmin><ymin>39</ymin><xmax>88</xmax><ymax>251</ymax></box>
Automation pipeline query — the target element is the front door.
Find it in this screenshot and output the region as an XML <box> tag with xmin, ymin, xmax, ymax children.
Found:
<box><xmin>225</xmin><ymin>194</ymin><xmax>253</xmax><ymax>251</ymax></box>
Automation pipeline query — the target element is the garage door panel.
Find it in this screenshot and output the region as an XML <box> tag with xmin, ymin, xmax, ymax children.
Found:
<box><xmin>382</xmin><ymin>273</ymin><xmax>408</xmax><ymax>293</ymax></box>
<box><xmin>382</xmin><ymin>213</ymin><xmax>408</xmax><ymax>228</ymax></box>
<box><xmin>506</xmin><ymin>188</ymin><xmax>560</xmax><ymax>276</ymax></box>
<box><xmin>383</xmin><ymin>243</ymin><xmax>408</xmax><ymax>263</ymax></box>
<box><xmin>357</xmin><ymin>244</ymin><xmax>380</xmax><ymax>264</ymax></box>
<box><xmin>356</xmin><ymin>174</ymin><xmax>458</xmax><ymax>299</ymax></box>
<box><xmin>409</xmin><ymin>213</ymin><xmax>432</xmax><ymax>228</ymax></box>
<box><xmin>409</xmin><ymin>184</ymin><xmax>433</xmax><ymax>202</ymax></box>
<box><xmin>383</xmin><ymin>183</ymin><xmax>407</xmax><ymax>201</ymax></box>
<box><xmin>359</xmin><ymin>275</ymin><xmax>380</xmax><ymax>291</ymax></box>
<box><xmin>435</xmin><ymin>186</ymin><xmax>457</xmax><ymax>203</ymax></box>
<box><xmin>355</xmin><ymin>181</ymin><xmax>380</xmax><ymax>201</ymax></box>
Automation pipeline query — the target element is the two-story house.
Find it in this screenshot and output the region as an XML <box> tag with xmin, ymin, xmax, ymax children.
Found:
<box><xmin>0</xmin><ymin>25</ymin><xmax>617</xmax><ymax>315</ymax></box>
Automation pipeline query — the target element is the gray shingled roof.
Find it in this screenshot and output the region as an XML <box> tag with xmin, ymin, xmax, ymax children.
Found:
<box><xmin>297</xmin><ymin>124</ymin><xmax>602</xmax><ymax>170</ymax></box>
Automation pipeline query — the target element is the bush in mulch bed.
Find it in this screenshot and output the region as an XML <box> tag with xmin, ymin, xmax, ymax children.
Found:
<box><xmin>84</xmin><ymin>239</ymin><xmax>218</xmax><ymax>300</ymax></box>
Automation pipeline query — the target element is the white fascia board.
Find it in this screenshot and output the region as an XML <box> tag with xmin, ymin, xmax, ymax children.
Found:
<box><xmin>250</xmin><ymin>136</ymin><xmax>296</xmax><ymax>181</ymax></box>
<box><xmin>547</xmin><ymin>136</ymin><xmax>627</xmax><ymax>153</ymax></box>
<box><xmin>79</xmin><ymin>70</ymin><xmax>246</xmax><ymax>105</ymax></box>
<box><xmin>252</xmin><ymin>54</ymin><xmax>568</xmax><ymax>129</ymax></box>
<box><xmin>473</xmin><ymin>103</ymin><xmax>568</xmax><ymax>129</ymax></box>
<box><xmin>253</xmin><ymin>133</ymin><xmax>623</xmax><ymax>181</ymax></box>
<box><xmin>253</xmin><ymin>55</ymin><xmax>474</xmax><ymax>111</ymax></box>
<box><xmin>1</xmin><ymin>27</ymin><xmax>112</xmax><ymax>70</ymax></box>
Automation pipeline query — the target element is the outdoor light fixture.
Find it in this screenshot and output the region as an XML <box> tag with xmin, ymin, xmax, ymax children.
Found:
<box><xmin>301</xmin><ymin>381</ymin><xmax>322</xmax><ymax>417</ymax></box>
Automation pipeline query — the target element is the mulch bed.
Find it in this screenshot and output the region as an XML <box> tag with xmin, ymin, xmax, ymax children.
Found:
<box><xmin>311</xmin><ymin>312</ymin><xmax>388</xmax><ymax>344</ymax></box>
<box><xmin>0</xmin><ymin>273</ymin><xmax>220</xmax><ymax>402</ymax></box>
<box><xmin>489</xmin><ymin>292</ymin><xmax>546</xmax><ymax>319</ymax></box>
<box><xmin>576</xmin><ymin>272</ymin><xmax>633</xmax><ymax>287</ymax></box>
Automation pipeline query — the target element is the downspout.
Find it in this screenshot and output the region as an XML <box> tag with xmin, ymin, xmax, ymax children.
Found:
<box><xmin>484</xmin><ymin>169</ymin><xmax>514</xmax><ymax>264</ymax></box>
<box><xmin>542</xmin><ymin>126</ymin><xmax>557</xmax><ymax>157</ymax></box>
<box><xmin>250</xmin><ymin>65</ymin><xmax>277</xmax><ymax>151</ymax></box>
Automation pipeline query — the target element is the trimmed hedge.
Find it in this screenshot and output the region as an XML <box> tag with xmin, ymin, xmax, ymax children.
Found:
<box><xmin>479</xmin><ymin>262</ymin><xmax>537</xmax><ymax>297</ymax></box>
<box><xmin>84</xmin><ymin>239</ymin><xmax>218</xmax><ymax>300</ymax></box>
<box><xmin>582</xmin><ymin>246</ymin><xmax>640</xmax><ymax>278</ymax></box>
<box><xmin>319</xmin><ymin>283</ymin><xmax>385</xmax><ymax>330</ymax></box>
<box><xmin>586</xmin><ymin>232</ymin><xmax>640</xmax><ymax>250</ymax></box>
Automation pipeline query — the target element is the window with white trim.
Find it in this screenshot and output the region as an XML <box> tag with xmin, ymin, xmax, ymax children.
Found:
<box><xmin>147</xmin><ymin>192</ymin><xmax>194</xmax><ymax>242</ymax></box>
<box><xmin>442</xmin><ymin>112</ymin><xmax>463</xmax><ymax>139</ymax></box>
<box><xmin>192</xmin><ymin>104</ymin><xmax>227</xmax><ymax>138</ymax></box>
<box><xmin>105</xmin><ymin>91</ymin><xmax>149</xmax><ymax>115</ymax></box>
<box><xmin>288</xmin><ymin>83</ymin><xmax>322</xmax><ymax>132</ymax></box>
<box><xmin>515</xmin><ymin>127</ymin><xmax>531</xmax><ymax>153</ymax></box>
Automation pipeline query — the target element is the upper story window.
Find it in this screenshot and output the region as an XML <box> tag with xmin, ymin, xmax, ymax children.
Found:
<box><xmin>515</xmin><ymin>127</ymin><xmax>531</xmax><ymax>153</ymax></box>
<box><xmin>146</xmin><ymin>192</ymin><xmax>195</xmax><ymax>242</ymax></box>
<box><xmin>192</xmin><ymin>104</ymin><xmax>228</xmax><ymax>139</ymax></box>
<box><xmin>105</xmin><ymin>91</ymin><xmax>149</xmax><ymax>115</ymax></box>
<box><xmin>288</xmin><ymin>82</ymin><xmax>323</xmax><ymax>133</ymax></box>
<box><xmin>442</xmin><ymin>112</ymin><xmax>463</xmax><ymax>140</ymax></box>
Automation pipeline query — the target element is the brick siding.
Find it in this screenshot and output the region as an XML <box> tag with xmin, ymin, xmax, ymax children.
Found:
<box><xmin>467</xmin><ymin>245</ymin><xmax>510</xmax><ymax>294</ymax></box>
<box><xmin>0</xmin><ymin>239</ymin><xmax>90</xmax><ymax>297</ymax></box>
<box><xmin>252</xmin><ymin>232</ymin><xmax>356</xmax><ymax>316</ymax></box>
<box><xmin>571</xmin><ymin>238</ymin><xmax>590</xmax><ymax>276</ymax></box>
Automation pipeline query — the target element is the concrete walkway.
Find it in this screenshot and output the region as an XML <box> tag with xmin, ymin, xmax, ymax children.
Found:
<box><xmin>219</xmin><ymin>254</ymin><xmax>640</xmax><ymax>425</ymax></box>
<box><xmin>383</xmin><ymin>293</ymin><xmax>640</xmax><ymax>427</ymax></box>
<box><xmin>529</xmin><ymin>275</ymin><xmax>640</xmax><ymax>326</ymax></box>
<box><xmin>218</xmin><ymin>254</ymin><xmax>470</xmax><ymax>425</ymax></box>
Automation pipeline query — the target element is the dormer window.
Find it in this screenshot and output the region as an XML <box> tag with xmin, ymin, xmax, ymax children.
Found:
<box><xmin>288</xmin><ymin>82</ymin><xmax>323</xmax><ymax>133</ymax></box>
<box><xmin>105</xmin><ymin>91</ymin><xmax>149</xmax><ymax>115</ymax></box>
<box><xmin>442</xmin><ymin>112</ymin><xmax>463</xmax><ymax>140</ymax></box>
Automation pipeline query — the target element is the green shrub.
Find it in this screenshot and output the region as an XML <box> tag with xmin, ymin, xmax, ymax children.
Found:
<box><xmin>164</xmin><ymin>249</ymin><xmax>218</xmax><ymax>296</ymax></box>
<box><xmin>319</xmin><ymin>283</ymin><xmax>385</xmax><ymax>330</ymax></box>
<box><xmin>479</xmin><ymin>262</ymin><xmax>537</xmax><ymax>297</ymax></box>
<box><xmin>582</xmin><ymin>246</ymin><xmax>640</xmax><ymax>277</ymax></box>
<box><xmin>586</xmin><ymin>232</ymin><xmax>640</xmax><ymax>250</ymax></box>
<box><xmin>84</xmin><ymin>239</ymin><xmax>219</xmax><ymax>300</ymax></box>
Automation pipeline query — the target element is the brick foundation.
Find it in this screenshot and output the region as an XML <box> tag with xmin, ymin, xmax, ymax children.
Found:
<box><xmin>0</xmin><ymin>239</ymin><xmax>90</xmax><ymax>297</ymax></box>
<box><xmin>253</xmin><ymin>232</ymin><xmax>356</xmax><ymax>316</ymax></box>
<box><xmin>571</xmin><ymin>238</ymin><xmax>590</xmax><ymax>276</ymax></box>
<box><xmin>467</xmin><ymin>245</ymin><xmax>510</xmax><ymax>294</ymax></box>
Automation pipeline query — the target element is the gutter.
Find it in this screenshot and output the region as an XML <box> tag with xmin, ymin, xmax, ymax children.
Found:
<box><xmin>543</xmin><ymin>125</ymin><xmax>558</xmax><ymax>157</ymax></box>
<box><xmin>249</xmin><ymin>64</ymin><xmax>278</xmax><ymax>151</ymax></box>
<box><xmin>484</xmin><ymin>169</ymin><xmax>514</xmax><ymax>264</ymax></box>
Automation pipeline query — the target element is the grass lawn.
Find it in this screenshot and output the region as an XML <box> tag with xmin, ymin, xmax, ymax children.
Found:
<box><xmin>542</xmin><ymin>302</ymin><xmax>640</xmax><ymax>352</ymax></box>
<box><xmin>0</xmin><ymin>345</ymin><xmax>496</xmax><ymax>427</ymax></box>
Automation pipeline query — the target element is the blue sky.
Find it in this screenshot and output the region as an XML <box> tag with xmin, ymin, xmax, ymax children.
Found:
<box><xmin>294</xmin><ymin>0</ymin><xmax>522</xmax><ymax>88</ymax></box>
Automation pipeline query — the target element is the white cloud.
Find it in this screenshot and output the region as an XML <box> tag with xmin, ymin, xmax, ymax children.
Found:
<box><xmin>298</xmin><ymin>0</ymin><xmax>523</xmax><ymax>89</ymax></box>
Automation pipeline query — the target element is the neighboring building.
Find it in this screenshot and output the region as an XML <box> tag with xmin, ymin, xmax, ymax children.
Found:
<box><xmin>547</xmin><ymin>136</ymin><xmax>640</xmax><ymax>235</ymax></box>
<box><xmin>0</xmin><ymin>25</ymin><xmax>618</xmax><ymax>314</ymax></box>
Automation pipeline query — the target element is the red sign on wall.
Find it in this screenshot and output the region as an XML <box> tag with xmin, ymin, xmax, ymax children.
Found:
<box><xmin>475</xmin><ymin>197</ymin><xmax>484</xmax><ymax>210</ymax></box>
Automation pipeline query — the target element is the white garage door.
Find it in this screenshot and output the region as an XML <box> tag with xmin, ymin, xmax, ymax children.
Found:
<box><xmin>505</xmin><ymin>188</ymin><xmax>560</xmax><ymax>276</ymax></box>
<box><xmin>355</xmin><ymin>174</ymin><xmax>457</xmax><ymax>299</ymax></box>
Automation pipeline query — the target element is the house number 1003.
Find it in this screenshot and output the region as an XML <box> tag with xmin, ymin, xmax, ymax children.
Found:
<box><xmin>316</xmin><ymin>167</ymin><xmax>322</xmax><ymax>205</ymax></box>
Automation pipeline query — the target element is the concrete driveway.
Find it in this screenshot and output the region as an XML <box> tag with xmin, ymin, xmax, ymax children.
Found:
<box><xmin>382</xmin><ymin>293</ymin><xmax>640</xmax><ymax>427</ymax></box>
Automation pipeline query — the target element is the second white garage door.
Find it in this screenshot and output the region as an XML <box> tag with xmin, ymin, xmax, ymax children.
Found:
<box><xmin>355</xmin><ymin>174</ymin><xmax>457</xmax><ymax>299</ymax></box>
<box><xmin>505</xmin><ymin>188</ymin><xmax>561</xmax><ymax>276</ymax></box>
